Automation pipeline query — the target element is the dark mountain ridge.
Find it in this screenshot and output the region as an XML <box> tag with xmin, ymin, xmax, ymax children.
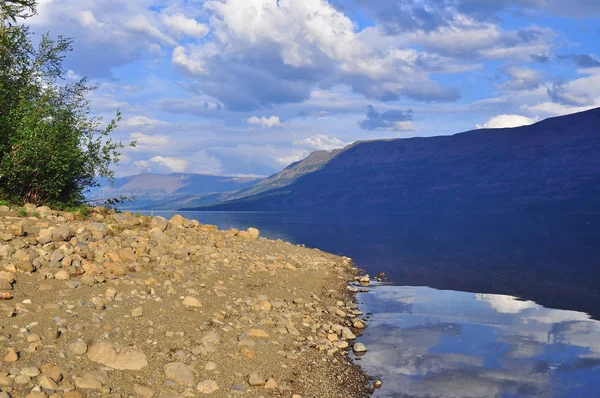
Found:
<box><xmin>194</xmin><ymin>108</ymin><xmax>600</xmax><ymax>212</ymax></box>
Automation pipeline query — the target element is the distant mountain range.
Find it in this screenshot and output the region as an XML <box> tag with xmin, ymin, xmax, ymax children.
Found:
<box><xmin>87</xmin><ymin>173</ymin><xmax>262</xmax><ymax>210</ymax></box>
<box><xmin>190</xmin><ymin>107</ymin><xmax>600</xmax><ymax>213</ymax></box>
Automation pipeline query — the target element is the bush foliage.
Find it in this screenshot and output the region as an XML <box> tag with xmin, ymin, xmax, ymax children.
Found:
<box><xmin>0</xmin><ymin>0</ymin><xmax>132</xmax><ymax>206</ymax></box>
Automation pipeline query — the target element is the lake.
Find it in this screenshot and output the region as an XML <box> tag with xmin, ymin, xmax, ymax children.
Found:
<box><xmin>142</xmin><ymin>210</ymin><xmax>600</xmax><ymax>398</ymax></box>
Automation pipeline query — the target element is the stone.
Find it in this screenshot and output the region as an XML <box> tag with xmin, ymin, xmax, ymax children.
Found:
<box><xmin>24</xmin><ymin>393</ymin><xmax>47</xmax><ymax>398</ymax></box>
<box><xmin>341</xmin><ymin>327</ymin><xmax>356</xmax><ymax>340</ymax></box>
<box><xmin>182</xmin><ymin>296</ymin><xmax>202</xmax><ymax>308</ymax></box>
<box><xmin>39</xmin><ymin>374</ymin><xmax>59</xmax><ymax>390</ymax></box>
<box><xmin>8</xmin><ymin>221</ymin><xmax>25</xmax><ymax>236</ymax></box>
<box><xmin>36</xmin><ymin>206</ymin><xmax>52</xmax><ymax>218</ymax></box>
<box><xmin>374</xmin><ymin>380</ymin><xmax>383</xmax><ymax>388</ymax></box>
<box><xmin>248</xmin><ymin>373</ymin><xmax>265</xmax><ymax>386</ymax></box>
<box><xmin>69</xmin><ymin>341</ymin><xmax>88</xmax><ymax>356</ymax></box>
<box><xmin>134</xmin><ymin>384</ymin><xmax>155</xmax><ymax>398</ymax></box>
<box><xmin>247</xmin><ymin>228</ymin><xmax>260</xmax><ymax>239</ymax></box>
<box><xmin>44</xmin><ymin>327</ymin><xmax>61</xmax><ymax>340</ymax></box>
<box><xmin>21</xmin><ymin>367</ymin><xmax>41</xmax><ymax>377</ymax></box>
<box><xmin>353</xmin><ymin>319</ymin><xmax>366</xmax><ymax>329</ymax></box>
<box><xmin>236</xmin><ymin>231</ymin><xmax>252</xmax><ymax>240</ymax></box>
<box><xmin>63</xmin><ymin>392</ymin><xmax>86</xmax><ymax>398</ymax></box>
<box><xmin>353</xmin><ymin>342</ymin><xmax>367</xmax><ymax>353</ymax></box>
<box><xmin>87</xmin><ymin>341</ymin><xmax>148</xmax><ymax>370</ymax></box>
<box><xmin>201</xmin><ymin>362</ymin><xmax>215</xmax><ymax>372</ymax></box>
<box><xmin>0</xmin><ymin>244</ymin><xmax>15</xmax><ymax>259</ymax></box>
<box><xmin>169</xmin><ymin>214</ymin><xmax>185</xmax><ymax>228</ymax></box>
<box><xmin>150</xmin><ymin>217</ymin><xmax>168</xmax><ymax>232</ymax></box>
<box><xmin>4</xmin><ymin>348</ymin><xmax>18</xmax><ymax>362</ymax></box>
<box><xmin>37</xmin><ymin>228</ymin><xmax>54</xmax><ymax>244</ymax></box>
<box><xmin>132</xmin><ymin>307</ymin><xmax>143</xmax><ymax>317</ymax></box>
<box><xmin>53</xmin><ymin>226</ymin><xmax>74</xmax><ymax>242</ymax></box>
<box><xmin>197</xmin><ymin>380</ymin><xmax>219</xmax><ymax>394</ymax></box>
<box><xmin>16</xmin><ymin>260</ymin><xmax>35</xmax><ymax>273</ymax></box>
<box><xmin>75</xmin><ymin>371</ymin><xmax>106</xmax><ymax>389</ymax></box>
<box><xmin>14</xmin><ymin>374</ymin><xmax>31</xmax><ymax>384</ymax></box>
<box><xmin>0</xmin><ymin>279</ymin><xmax>12</xmax><ymax>291</ymax></box>
<box><xmin>358</xmin><ymin>274</ymin><xmax>370</xmax><ymax>286</ymax></box>
<box><xmin>54</xmin><ymin>270</ymin><xmax>71</xmax><ymax>281</ymax></box>
<box><xmin>247</xmin><ymin>329</ymin><xmax>269</xmax><ymax>338</ymax></box>
<box><xmin>264</xmin><ymin>378</ymin><xmax>277</xmax><ymax>389</ymax></box>
<box><xmin>164</xmin><ymin>362</ymin><xmax>194</xmax><ymax>386</ymax></box>
<box><xmin>0</xmin><ymin>373</ymin><xmax>12</xmax><ymax>386</ymax></box>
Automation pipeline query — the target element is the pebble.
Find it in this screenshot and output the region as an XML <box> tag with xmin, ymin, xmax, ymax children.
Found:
<box><xmin>197</xmin><ymin>380</ymin><xmax>219</xmax><ymax>394</ymax></box>
<box><xmin>182</xmin><ymin>296</ymin><xmax>202</xmax><ymax>308</ymax></box>
<box><xmin>353</xmin><ymin>342</ymin><xmax>367</xmax><ymax>353</ymax></box>
<box><xmin>132</xmin><ymin>306</ymin><xmax>143</xmax><ymax>317</ymax></box>
<box><xmin>248</xmin><ymin>372</ymin><xmax>265</xmax><ymax>386</ymax></box>
<box><xmin>4</xmin><ymin>348</ymin><xmax>18</xmax><ymax>362</ymax></box>
<box><xmin>69</xmin><ymin>341</ymin><xmax>88</xmax><ymax>356</ymax></box>
<box><xmin>204</xmin><ymin>361</ymin><xmax>217</xmax><ymax>371</ymax></box>
<box><xmin>165</xmin><ymin>362</ymin><xmax>194</xmax><ymax>386</ymax></box>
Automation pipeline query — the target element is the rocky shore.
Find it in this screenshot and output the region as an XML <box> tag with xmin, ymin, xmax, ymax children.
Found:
<box><xmin>0</xmin><ymin>205</ymin><xmax>373</xmax><ymax>398</ymax></box>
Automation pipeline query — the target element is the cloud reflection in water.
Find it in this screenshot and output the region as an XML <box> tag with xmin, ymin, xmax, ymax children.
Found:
<box><xmin>356</xmin><ymin>285</ymin><xmax>600</xmax><ymax>398</ymax></box>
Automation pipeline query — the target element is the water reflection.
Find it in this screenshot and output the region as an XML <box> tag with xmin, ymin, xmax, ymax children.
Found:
<box><xmin>356</xmin><ymin>285</ymin><xmax>600</xmax><ymax>398</ymax></box>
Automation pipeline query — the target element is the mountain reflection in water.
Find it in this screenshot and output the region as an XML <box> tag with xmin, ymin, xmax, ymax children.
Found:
<box><xmin>357</xmin><ymin>285</ymin><xmax>600</xmax><ymax>398</ymax></box>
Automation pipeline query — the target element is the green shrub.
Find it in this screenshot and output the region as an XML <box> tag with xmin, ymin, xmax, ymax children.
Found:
<box><xmin>0</xmin><ymin>1</ymin><xmax>133</xmax><ymax>207</ymax></box>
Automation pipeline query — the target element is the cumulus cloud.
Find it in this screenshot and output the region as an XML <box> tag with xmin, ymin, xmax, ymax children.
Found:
<box><xmin>547</xmin><ymin>83</ymin><xmax>595</xmax><ymax>107</ymax></box>
<box><xmin>134</xmin><ymin>156</ymin><xmax>188</xmax><ymax>174</ymax></box>
<box><xmin>247</xmin><ymin>116</ymin><xmax>282</xmax><ymax>128</ymax></box>
<box><xmin>559</xmin><ymin>54</ymin><xmax>600</xmax><ymax>68</ymax></box>
<box><xmin>476</xmin><ymin>114</ymin><xmax>539</xmax><ymax>129</ymax></box>
<box><xmin>122</xmin><ymin>116</ymin><xmax>169</xmax><ymax>127</ymax></box>
<box><xmin>170</xmin><ymin>0</ymin><xmax>462</xmax><ymax>110</ymax></box>
<box><xmin>358</xmin><ymin>105</ymin><xmax>416</xmax><ymax>131</ymax></box>
<box><xmin>500</xmin><ymin>66</ymin><xmax>541</xmax><ymax>91</ymax></box>
<box><xmin>293</xmin><ymin>135</ymin><xmax>346</xmax><ymax>151</ymax></box>
<box><xmin>162</xmin><ymin>13</ymin><xmax>209</xmax><ymax>38</ymax></box>
<box><xmin>129</xmin><ymin>133</ymin><xmax>169</xmax><ymax>148</ymax></box>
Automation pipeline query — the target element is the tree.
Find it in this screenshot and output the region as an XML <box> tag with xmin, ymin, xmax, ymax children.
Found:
<box><xmin>0</xmin><ymin>0</ymin><xmax>133</xmax><ymax>205</ymax></box>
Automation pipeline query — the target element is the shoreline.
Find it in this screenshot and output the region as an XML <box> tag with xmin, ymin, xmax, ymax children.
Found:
<box><xmin>0</xmin><ymin>206</ymin><xmax>373</xmax><ymax>397</ymax></box>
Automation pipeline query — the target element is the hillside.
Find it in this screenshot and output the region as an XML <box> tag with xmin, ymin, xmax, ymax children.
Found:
<box><xmin>195</xmin><ymin>108</ymin><xmax>600</xmax><ymax>212</ymax></box>
<box><xmin>87</xmin><ymin>173</ymin><xmax>262</xmax><ymax>210</ymax></box>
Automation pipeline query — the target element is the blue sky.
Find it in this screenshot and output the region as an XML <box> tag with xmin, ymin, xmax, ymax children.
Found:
<box><xmin>29</xmin><ymin>0</ymin><xmax>600</xmax><ymax>177</ymax></box>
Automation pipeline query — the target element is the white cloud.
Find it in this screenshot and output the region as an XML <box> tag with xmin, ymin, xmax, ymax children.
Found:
<box><xmin>122</xmin><ymin>116</ymin><xmax>169</xmax><ymax>127</ymax></box>
<box><xmin>294</xmin><ymin>134</ymin><xmax>347</xmax><ymax>151</ymax></box>
<box><xmin>129</xmin><ymin>132</ymin><xmax>169</xmax><ymax>147</ymax></box>
<box><xmin>501</xmin><ymin>66</ymin><xmax>541</xmax><ymax>91</ymax></box>
<box><xmin>125</xmin><ymin>14</ymin><xmax>176</xmax><ymax>46</ymax></box>
<box><xmin>77</xmin><ymin>10</ymin><xmax>103</xmax><ymax>28</ymax></box>
<box><xmin>476</xmin><ymin>114</ymin><xmax>539</xmax><ymax>129</ymax></box>
<box><xmin>172</xmin><ymin>45</ymin><xmax>208</xmax><ymax>75</ymax></box>
<box><xmin>476</xmin><ymin>294</ymin><xmax>540</xmax><ymax>314</ymax></box>
<box><xmin>247</xmin><ymin>116</ymin><xmax>282</xmax><ymax>128</ymax></box>
<box><xmin>134</xmin><ymin>156</ymin><xmax>188</xmax><ymax>173</ymax></box>
<box><xmin>162</xmin><ymin>13</ymin><xmax>209</xmax><ymax>38</ymax></box>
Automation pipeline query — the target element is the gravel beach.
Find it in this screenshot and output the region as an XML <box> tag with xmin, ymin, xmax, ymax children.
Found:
<box><xmin>0</xmin><ymin>206</ymin><xmax>372</xmax><ymax>398</ymax></box>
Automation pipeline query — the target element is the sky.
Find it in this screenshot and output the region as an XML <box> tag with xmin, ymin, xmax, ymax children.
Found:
<box><xmin>28</xmin><ymin>0</ymin><xmax>600</xmax><ymax>177</ymax></box>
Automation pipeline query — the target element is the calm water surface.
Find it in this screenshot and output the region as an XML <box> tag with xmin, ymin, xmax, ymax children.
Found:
<box><xmin>144</xmin><ymin>211</ymin><xmax>600</xmax><ymax>398</ymax></box>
